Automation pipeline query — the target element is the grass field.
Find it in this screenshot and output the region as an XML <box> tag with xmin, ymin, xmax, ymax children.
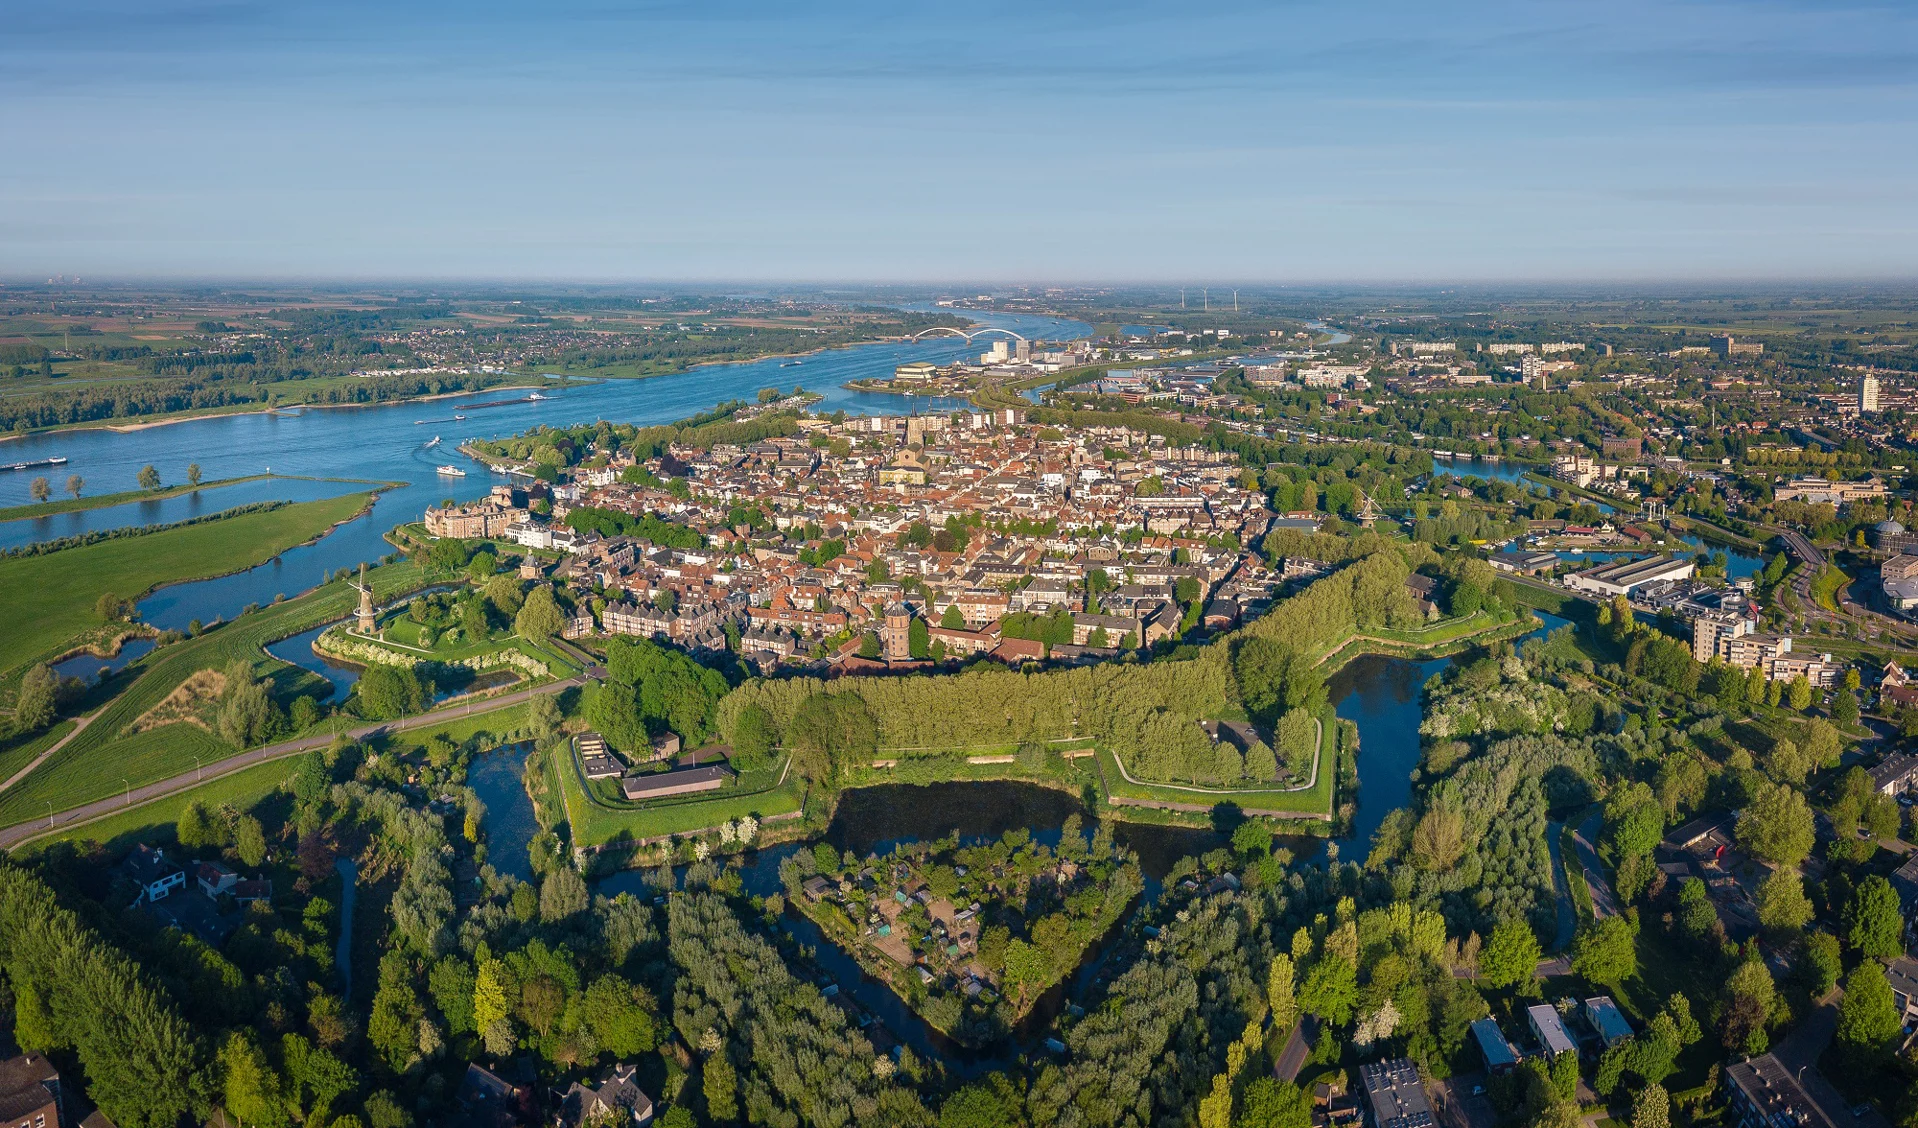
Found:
<box><xmin>11</xmin><ymin>756</ymin><xmax>299</xmax><ymax>856</ymax></box>
<box><xmin>0</xmin><ymin>556</ymin><xmax>430</xmax><ymax>829</ymax></box>
<box><xmin>0</xmin><ymin>722</ymin><xmax>74</xmax><ymax>787</ymax></box>
<box><xmin>0</xmin><ymin>490</ymin><xmax>375</xmax><ymax>676</ymax></box>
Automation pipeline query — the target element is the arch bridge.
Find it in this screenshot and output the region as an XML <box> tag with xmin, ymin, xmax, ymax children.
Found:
<box><xmin>907</xmin><ymin>326</ymin><xmax>1029</xmax><ymax>344</ymax></box>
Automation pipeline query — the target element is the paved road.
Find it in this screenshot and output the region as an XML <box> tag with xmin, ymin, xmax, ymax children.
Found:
<box><xmin>0</xmin><ymin>674</ymin><xmax>586</xmax><ymax>850</ymax></box>
<box><xmin>1543</xmin><ymin>819</ymin><xmax>1578</xmax><ymax>952</ymax></box>
<box><xmin>1571</xmin><ymin>809</ymin><xmax>1618</xmax><ymax>919</ymax></box>
<box><xmin>334</xmin><ymin>857</ymin><xmax>358</xmax><ymax>995</ymax></box>
<box><xmin>1272</xmin><ymin>1016</ymin><xmax>1314</xmax><ymax>1082</ymax></box>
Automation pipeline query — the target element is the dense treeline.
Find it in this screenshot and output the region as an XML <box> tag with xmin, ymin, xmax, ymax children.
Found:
<box><xmin>0</xmin><ymin>865</ymin><xmax>209</xmax><ymax>1128</ymax></box>
<box><xmin>717</xmin><ymin>550</ymin><xmax>1466</xmax><ymax>787</ymax></box>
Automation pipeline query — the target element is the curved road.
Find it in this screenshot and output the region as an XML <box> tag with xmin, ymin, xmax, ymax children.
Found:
<box><xmin>0</xmin><ymin>674</ymin><xmax>587</xmax><ymax>850</ymax></box>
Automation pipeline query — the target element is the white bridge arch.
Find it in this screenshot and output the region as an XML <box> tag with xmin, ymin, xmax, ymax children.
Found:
<box><xmin>907</xmin><ymin>326</ymin><xmax>1029</xmax><ymax>344</ymax></box>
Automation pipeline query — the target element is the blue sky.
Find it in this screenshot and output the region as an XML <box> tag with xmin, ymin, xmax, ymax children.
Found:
<box><xmin>2</xmin><ymin>0</ymin><xmax>1914</xmax><ymax>282</ymax></box>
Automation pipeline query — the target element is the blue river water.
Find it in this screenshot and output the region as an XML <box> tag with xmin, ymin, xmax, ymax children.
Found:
<box><xmin>0</xmin><ymin>309</ymin><xmax>1087</xmax><ymax>632</ymax></box>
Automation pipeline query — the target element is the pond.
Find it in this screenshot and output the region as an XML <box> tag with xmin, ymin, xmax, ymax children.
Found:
<box><xmin>51</xmin><ymin>636</ymin><xmax>156</xmax><ymax>684</ymax></box>
<box><xmin>466</xmin><ymin>746</ymin><xmax>539</xmax><ymax>884</ymax></box>
<box><xmin>1335</xmin><ymin>611</ymin><xmax>1569</xmax><ymax>853</ymax></box>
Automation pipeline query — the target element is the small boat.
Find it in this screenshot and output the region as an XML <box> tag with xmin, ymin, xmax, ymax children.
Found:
<box><xmin>528</xmin><ymin>392</ymin><xmax>548</xmax><ymax>401</ymax></box>
<box><xmin>453</xmin><ymin>414</ymin><xmax>467</xmax><ymax>420</ymax></box>
<box><xmin>436</xmin><ymin>465</ymin><xmax>467</xmax><ymax>476</ymax></box>
<box><xmin>425</xmin><ymin>436</ymin><xmax>441</xmax><ymax>448</ymax></box>
<box><xmin>415</xmin><ymin>420</ymin><xmax>426</xmax><ymax>425</ymax></box>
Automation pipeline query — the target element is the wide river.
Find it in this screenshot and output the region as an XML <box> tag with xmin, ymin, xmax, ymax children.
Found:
<box><xmin>3</xmin><ymin>308</ymin><xmax>1084</xmax><ymax>628</ymax></box>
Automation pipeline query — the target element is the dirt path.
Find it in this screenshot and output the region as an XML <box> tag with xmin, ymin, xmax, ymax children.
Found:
<box><xmin>0</xmin><ymin>712</ymin><xmax>95</xmax><ymax>795</ymax></box>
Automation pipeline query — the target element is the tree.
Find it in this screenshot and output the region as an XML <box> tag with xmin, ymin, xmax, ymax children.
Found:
<box><xmin>1237</xmin><ymin>1077</ymin><xmax>1312</xmax><ymax>1128</ymax></box>
<box><xmin>137</xmin><ymin>464</ymin><xmax>160</xmax><ymax>490</ymax></box>
<box><xmin>1722</xmin><ymin>956</ymin><xmax>1776</xmax><ymax>1053</ymax></box>
<box><xmin>14</xmin><ymin>664</ymin><xmax>59</xmax><ymax>730</ymax></box>
<box><xmin>234</xmin><ymin>815</ymin><xmax>267</xmax><ymax>867</ymax></box>
<box><xmin>581</xmin><ymin>976</ymin><xmax>658</xmax><ymax>1057</ymax></box>
<box><xmin>1480</xmin><ymin>919</ymin><xmax>1542</xmax><ymax>990</ymax></box>
<box><xmin>1632</xmin><ymin>1084</ymin><xmax>1670</xmax><ymax>1128</ymax></box>
<box><xmin>1245</xmin><ymin>740</ymin><xmax>1279</xmax><ymax>781</ymax></box>
<box><xmin>1834</xmin><ymin>961</ymin><xmax>1902</xmax><ymax>1058</ymax></box>
<box><xmin>784</xmin><ymin>692</ymin><xmax>878</xmax><ymax>784</ymax></box>
<box><xmin>1411</xmin><ymin>806</ymin><xmax>1467</xmax><ymax>871</ymax></box>
<box><xmin>515</xmin><ymin>586</ymin><xmax>564</xmax><ymax>640</ymax></box>
<box><xmin>540</xmin><ymin>868</ymin><xmax>589</xmax><ymax>923</ymax></box>
<box><xmin>356</xmin><ymin>665</ymin><xmax>427</xmax><ymax>720</ymax></box>
<box><xmin>473</xmin><ymin>959</ymin><xmax>511</xmax><ymax>1034</ymax></box>
<box><xmin>526</xmin><ymin>693</ymin><xmax>562</xmax><ymax>742</ymax></box>
<box><xmin>187</xmin><ymin>463</ymin><xmax>203</xmax><ymax>487</ymax></box>
<box><xmin>221</xmin><ymin>1032</ymin><xmax>290</xmax><ymax>1128</ymax></box>
<box><xmin>908</xmin><ymin>616</ymin><xmax>931</xmax><ymax>660</ymax></box>
<box><xmin>1788</xmin><ymin>674</ymin><xmax>1812</xmax><ymax>711</ymax></box>
<box><xmin>29</xmin><ymin>476</ymin><xmax>49</xmax><ymax>503</ymax></box>
<box><xmin>729</xmin><ymin>704</ymin><xmax>776</xmax><ymax>771</ymax></box>
<box><xmin>938</xmin><ymin>1081</ymin><xmax>1020</xmax><ymax>1128</ymax></box>
<box><xmin>940</xmin><ymin>604</ymin><xmax>965</xmax><ymax>629</ymax></box>
<box><xmin>1843</xmin><ymin>875</ymin><xmax>1905</xmax><ymax>958</ymax></box>
<box><xmin>1298</xmin><ymin>955</ymin><xmax>1357</xmax><ymax>1025</ymax></box>
<box><xmin>1267</xmin><ymin>954</ymin><xmax>1298</xmax><ymax>1030</ymax></box>
<box><xmin>1736</xmin><ymin>781</ymin><xmax>1815</xmax><ymax>868</ymax></box>
<box><xmin>1832</xmin><ymin>691</ymin><xmax>1859</xmax><ymax>727</ymax></box>
<box><xmin>1571</xmin><ymin>916</ymin><xmax>1638</xmax><ymax>988</ymax></box>
<box><xmin>1798</xmin><ymin>931</ymin><xmax>1842</xmax><ymax>995</ymax></box>
<box><xmin>1755</xmin><ymin>870</ymin><xmax>1814</xmax><ymax>934</ymax></box>
<box><xmin>586</xmin><ymin>680</ymin><xmax>647</xmax><ymax>754</ymax></box>
<box><xmin>65</xmin><ymin>474</ymin><xmax>83</xmax><ymax>499</ymax></box>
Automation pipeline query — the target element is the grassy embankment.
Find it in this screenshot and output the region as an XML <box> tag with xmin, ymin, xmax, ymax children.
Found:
<box><xmin>0</xmin><ymin>554</ymin><xmax>431</xmax><ymax>829</ymax></box>
<box><xmin>0</xmin><ymin>491</ymin><xmax>378</xmax><ymax>679</ymax></box>
<box><xmin>0</xmin><ymin>473</ymin><xmax>281</xmax><ymax>522</ymax></box>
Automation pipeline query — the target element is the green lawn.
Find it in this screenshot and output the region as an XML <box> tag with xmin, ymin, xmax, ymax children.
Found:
<box><xmin>0</xmin><ymin>491</ymin><xmax>375</xmax><ymax>676</ymax></box>
<box><xmin>11</xmin><ymin>757</ymin><xmax>299</xmax><ymax>856</ymax></box>
<box><xmin>0</xmin><ymin>722</ymin><xmax>74</xmax><ymax>787</ymax></box>
<box><xmin>0</xmin><ymin>557</ymin><xmax>430</xmax><ymax>829</ymax></box>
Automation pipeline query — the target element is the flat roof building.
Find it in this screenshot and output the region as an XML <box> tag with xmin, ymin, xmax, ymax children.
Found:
<box><xmin>620</xmin><ymin>764</ymin><xmax>734</xmax><ymax>801</ymax></box>
<box><xmin>1358</xmin><ymin>1059</ymin><xmax>1434</xmax><ymax>1128</ymax></box>
<box><xmin>1526</xmin><ymin>1004</ymin><xmax>1578</xmax><ymax>1059</ymax></box>
<box><xmin>1469</xmin><ymin>1018</ymin><xmax>1519</xmax><ymax>1074</ymax></box>
<box><xmin>1564</xmin><ymin>554</ymin><xmax>1696</xmax><ymax>597</ymax></box>
<box><xmin>1582</xmin><ymin>996</ymin><xmax>1633</xmax><ymax>1047</ymax></box>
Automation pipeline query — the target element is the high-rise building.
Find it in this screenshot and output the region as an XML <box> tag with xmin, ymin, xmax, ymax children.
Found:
<box><xmin>1861</xmin><ymin>373</ymin><xmax>1882</xmax><ymax>413</ymax></box>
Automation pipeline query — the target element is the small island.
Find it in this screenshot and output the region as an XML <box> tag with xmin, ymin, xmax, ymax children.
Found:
<box><xmin>782</xmin><ymin>817</ymin><xmax>1141</xmax><ymax>1047</ymax></box>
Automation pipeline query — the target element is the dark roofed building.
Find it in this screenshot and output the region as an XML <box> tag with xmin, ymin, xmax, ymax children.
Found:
<box><xmin>619</xmin><ymin>764</ymin><xmax>733</xmax><ymax>801</ymax></box>
<box><xmin>0</xmin><ymin>1055</ymin><xmax>62</xmax><ymax>1128</ymax></box>
<box><xmin>1358</xmin><ymin>1059</ymin><xmax>1434</xmax><ymax>1128</ymax></box>
<box><xmin>556</xmin><ymin>1064</ymin><xmax>654</xmax><ymax>1128</ymax></box>
<box><xmin>1468</xmin><ymin>1018</ymin><xmax>1518</xmax><ymax>1074</ymax></box>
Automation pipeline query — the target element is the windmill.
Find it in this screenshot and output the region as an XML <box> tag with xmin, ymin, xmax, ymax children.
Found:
<box><xmin>351</xmin><ymin>561</ymin><xmax>377</xmax><ymax>633</ymax></box>
<box><xmin>1357</xmin><ymin>487</ymin><xmax>1380</xmax><ymax>527</ymax></box>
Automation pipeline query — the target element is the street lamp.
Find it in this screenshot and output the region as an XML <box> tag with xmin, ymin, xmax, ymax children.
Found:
<box><xmin>46</xmin><ymin>801</ymin><xmax>53</xmax><ymax>829</ymax></box>
<box><xmin>121</xmin><ymin>778</ymin><xmax>131</xmax><ymax>806</ymax></box>
<box><xmin>193</xmin><ymin>755</ymin><xmax>202</xmax><ymax>781</ymax></box>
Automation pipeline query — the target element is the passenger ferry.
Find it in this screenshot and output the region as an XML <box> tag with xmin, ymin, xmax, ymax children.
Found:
<box><xmin>435</xmin><ymin>465</ymin><xmax>467</xmax><ymax>476</ymax></box>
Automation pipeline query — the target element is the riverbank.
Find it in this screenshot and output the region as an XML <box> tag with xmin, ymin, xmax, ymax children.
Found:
<box><xmin>0</xmin><ymin>473</ymin><xmax>287</xmax><ymax>522</ymax></box>
<box><xmin>0</xmin><ymin>489</ymin><xmax>384</xmax><ymax>679</ymax></box>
